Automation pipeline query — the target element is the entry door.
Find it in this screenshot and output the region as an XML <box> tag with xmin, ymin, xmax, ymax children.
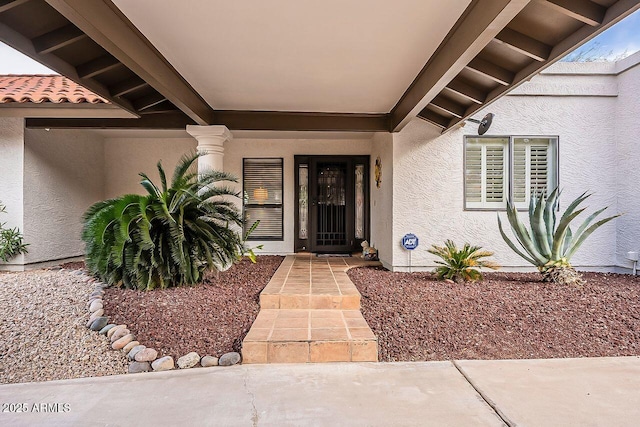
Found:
<box><xmin>295</xmin><ymin>156</ymin><xmax>369</xmax><ymax>253</ymax></box>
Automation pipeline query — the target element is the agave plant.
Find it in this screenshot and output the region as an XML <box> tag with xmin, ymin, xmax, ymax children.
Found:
<box><xmin>82</xmin><ymin>152</ymin><xmax>259</xmax><ymax>290</ymax></box>
<box><xmin>497</xmin><ymin>189</ymin><xmax>620</xmax><ymax>285</ymax></box>
<box><xmin>428</xmin><ymin>240</ymin><xmax>499</xmax><ymax>283</ymax></box>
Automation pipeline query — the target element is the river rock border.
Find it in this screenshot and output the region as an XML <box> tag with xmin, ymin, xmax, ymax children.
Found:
<box><xmin>75</xmin><ymin>269</ymin><xmax>241</xmax><ymax>374</ymax></box>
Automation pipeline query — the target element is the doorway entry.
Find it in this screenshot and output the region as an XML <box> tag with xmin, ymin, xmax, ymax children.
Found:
<box><xmin>295</xmin><ymin>155</ymin><xmax>369</xmax><ymax>253</ymax></box>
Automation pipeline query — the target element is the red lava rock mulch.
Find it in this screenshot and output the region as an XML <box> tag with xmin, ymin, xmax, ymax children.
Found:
<box><xmin>347</xmin><ymin>267</ymin><xmax>640</xmax><ymax>362</ymax></box>
<box><xmin>102</xmin><ymin>256</ymin><xmax>284</xmax><ymax>361</ymax></box>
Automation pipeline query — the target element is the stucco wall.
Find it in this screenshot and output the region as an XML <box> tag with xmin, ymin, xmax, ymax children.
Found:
<box><xmin>104</xmin><ymin>137</ymin><xmax>197</xmax><ymax>198</ymax></box>
<box><xmin>391</xmin><ymin>80</ymin><xmax>619</xmax><ymax>271</ymax></box>
<box><xmin>615</xmin><ymin>55</ymin><xmax>640</xmax><ymax>271</ymax></box>
<box><xmin>370</xmin><ymin>132</ymin><xmax>393</xmax><ymax>268</ymax></box>
<box><xmin>224</xmin><ymin>137</ymin><xmax>373</xmax><ymax>254</ymax></box>
<box><xmin>0</xmin><ymin>117</ymin><xmax>25</xmax><ymax>267</ymax></box>
<box><xmin>23</xmin><ymin>129</ymin><xmax>105</xmax><ymax>264</ymax></box>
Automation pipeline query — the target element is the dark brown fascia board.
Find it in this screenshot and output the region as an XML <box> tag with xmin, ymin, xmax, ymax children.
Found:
<box><xmin>32</xmin><ymin>24</ymin><xmax>87</xmax><ymax>55</ymax></box>
<box><xmin>44</xmin><ymin>0</ymin><xmax>214</xmax><ymax>125</ymax></box>
<box><xmin>213</xmin><ymin>111</ymin><xmax>390</xmax><ymax>132</ymax></box>
<box><xmin>389</xmin><ymin>0</ymin><xmax>532</xmax><ymax>132</ymax></box>
<box><xmin>0</xmin><ymin>0</ymin><xmax>30</xmax><ymax>13</ymax></box>
<box><xmin>0</xmin><ymin>21</ymin><xmax>138</xmax><ymax>116</ymax></box>
<box><xmin>494</xmin><ymin>28</ymin><xmax>552</xmax><ymax>62</ymax></box>
<box><xmin>26</xmin><ymin>111</ymin><xmax>390</xmax><ymax>132</ymax></box>
<box><xmin>26</xmin><ymin>112</ymin><xmax>196</xmax><ymax>129</ymax></box>
<box><xmin>77</xmin><ymin>55</ymin><xmax>122</xmax><ymax>79</ymax></box>
<box><xmin>444</xmin><ymin>0</ymin><xmax>640</xmax><ymax>133</ymax></box>
<box><xmin>542</xmin><ymin>0</ymin><xmax>606</xmax><ymax>26</ymax></box>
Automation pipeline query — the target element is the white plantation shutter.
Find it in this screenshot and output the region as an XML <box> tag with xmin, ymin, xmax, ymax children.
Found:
<box><xmin>465</xmin><ymin>137</ymin><xmax>508</xmax><ymax>208</ymax></box>
<box><xmin>243</xmin><ymin>158</ymin><xmax>283</xmax><ymax>240</ymax></box>
<box><xmin>512</xmin><ymin>138</ymin><xmax>557</xmax><ymax>208</ymax></box>
<box><xmin>465</xmin><ymin>136</ymin><xmax>557</xmax><ymax>209</ymax></box>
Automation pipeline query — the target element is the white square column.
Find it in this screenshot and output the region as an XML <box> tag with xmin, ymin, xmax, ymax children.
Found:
<box><xmin>186</xmin><ymin>125</ymin><xmax>232</xmax><ymax>173</ymax></box>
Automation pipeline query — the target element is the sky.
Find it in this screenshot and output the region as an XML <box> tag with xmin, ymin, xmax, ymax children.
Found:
<box><xmin>0</xmin><ymin>8</ymin><xmax>639</xmax><ymax>73</ymax></box>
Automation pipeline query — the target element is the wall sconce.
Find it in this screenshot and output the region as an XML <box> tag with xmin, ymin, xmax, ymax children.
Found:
<box><xmin>253</xmin><ymin>187</ymin><xmax>268</xmax><ymax>204</ymax></box>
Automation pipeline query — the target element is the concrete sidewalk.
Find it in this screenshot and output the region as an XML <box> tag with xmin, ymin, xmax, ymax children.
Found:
<box><xmin>1</xmin><ymin>357</ymin><xmax>639</xmax><ymax>426</ymax></box>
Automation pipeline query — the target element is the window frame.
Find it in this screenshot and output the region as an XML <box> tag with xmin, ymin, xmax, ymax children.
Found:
<box><xmin>242</xmin><ymin>157</ymin><xmax>284</xmax><ymax>241</ymax></box>
<box><xmin>463</xmin><ymin>135</ymin><xmax>559</xmax><ymax>211</ymax></box>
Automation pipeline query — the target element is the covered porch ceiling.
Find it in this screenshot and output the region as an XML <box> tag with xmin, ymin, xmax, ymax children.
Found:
<box><xmin>1</xmin><ymin>0</ymin><xmax>638</xmax><ymax>133</ymax></box>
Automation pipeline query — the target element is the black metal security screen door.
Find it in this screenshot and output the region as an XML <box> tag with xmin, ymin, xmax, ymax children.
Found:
<box><xmin>294</xmin><ymin>156</ymin><xmax>369</xmax><ymax>254</ymax></box>
<box><xmin>314</xmin><ymin>162</ymin><xmax>349</xmax><ymax>251</ymax></box>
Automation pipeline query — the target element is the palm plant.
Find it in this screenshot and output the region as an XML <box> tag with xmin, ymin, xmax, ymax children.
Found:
<box><xmin>82</xmin><ymin>152</ymin><xmax>258</xmax><ymax>290</ymax></box>
<box><xmin>497</xmin><ymin>189</ymin><xmax>620</xmax><ymax>285</ymax></box>
<box><xmin>428</xmin><ymin>240</ymin><xmax>499</xmax><ymax>283</ymax></box>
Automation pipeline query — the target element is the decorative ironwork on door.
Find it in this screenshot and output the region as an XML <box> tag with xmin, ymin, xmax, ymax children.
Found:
<box><xmin>316</xmin><ymin>164</ymin><xmax>347</xmax><ymax>247</ymax></box>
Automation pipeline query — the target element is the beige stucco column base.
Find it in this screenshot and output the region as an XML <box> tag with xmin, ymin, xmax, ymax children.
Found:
<box><xmin>186</xmin><ymin>125</ymin><xmax>232</xmax><ymax>173</ymax></box>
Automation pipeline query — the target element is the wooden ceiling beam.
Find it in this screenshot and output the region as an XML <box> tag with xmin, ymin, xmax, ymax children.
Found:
<box><xmin>133</xmin><ymin>93</ymin><xmax>166</xmax><ymax>111</ymax></box>
<box><xmin>417</xmin><ymin>109</ymin><xmax>449</xmax><ymax>128</ymax></box>
<box><xmin>389</xmin><ymin>0</ymin><xmax>531</xmax><ymax>132</ymax></box>
<box><xmin>213</xmin><ymin>111</ymin><xmax>390</xmax><ymax>132</ymax></box>
<box><xmin>44</xmin><ymin>0</ymin><xmax>215</xmax><ymax>125</ymax></box>
<box><xmin>445</xmin><ymin>80</ymin><xmax>486</xmax><ymax>104</ymax></box>
<box><xmin>444</xmin><ymin>0</ymin><xmax>640</xmax><ymax>134</ymax></box>
<box><xmin>542</xmin><ymin>0</ymin><xmax>605</xmax><ymax>26</ymax></box>
<box><xmin>430</xmin><ymin>95</ymin><xmax>466</xmax><ymax>118</ymax></box>
<box><xmin>0</xmin><ymin>0</ymin><xmax>30</xmax><ymax>14</ymax></box>
<box><xmin>0</xmin><ymin>21</ymin><xmax>138</xmax><ymax>116</ymax></box>
<box><xmin>494</xmin><ymin>28</ymin><xmax>551</xmax><ymax>61</ymax></box>
<box><xmin>465</xmin><ymin>57</ymin><xmax>514</xmax><ymax>86</ymax></box>
<box><xmin>77</xmin><ymin>55</ymin><xmax>121</xmax><ymax>79</ymax></box>
<box><xmin>111</xmin><ymin>76</ymin><xmax>148</xmax><ymax>97</ymax></box>
<box><xmin>32</xmin><ymin>24</ymin><xmax>86</xmax><ymax>54</ymax></box>
<box><xmin>26</xmin><ymin>112</ymin><xmax>195</xmax><ymax>130</ymax></box>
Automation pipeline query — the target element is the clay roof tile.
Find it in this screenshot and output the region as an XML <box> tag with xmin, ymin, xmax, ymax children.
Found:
<box><xmin>0</xmin><ymin>75</ymin><xmax>108</xmax><ymax>104</ymax></box>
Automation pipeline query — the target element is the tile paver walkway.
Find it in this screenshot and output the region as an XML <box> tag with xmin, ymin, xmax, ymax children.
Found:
<box><xmin>242</xmin><ymin>254</ymin><xmax>380</xmax><ymax>363</ymax></box>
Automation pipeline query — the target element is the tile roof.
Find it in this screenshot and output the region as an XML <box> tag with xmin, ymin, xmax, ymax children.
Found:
<box><xmin>0</xmin><ymin>75</ymin><xmax>108</xmax><ymax>104</ymax></box>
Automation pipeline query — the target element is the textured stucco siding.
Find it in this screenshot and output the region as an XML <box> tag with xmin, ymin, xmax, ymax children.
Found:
<box><xmin>224</xmin><ymin>138</ymin><xmax>372</xmax><ymax>255</ymax></box>
<box><xmin>0</xmin><ymin>117</ymin><xmax>25</xmax><ymax>267</ymax></box>
<box><xmin>370</xmin><ymin>132</ymin><xmax>393</xmax><ymax>268</ymax></box>
<box><xmin>104</xmin><ymin>137</ymin><xmax>197</xmax><ymax>198</ymax></box>
<box><xmin>23</xmin><ymin>129</ymin><xmax>105</xmax><ymax>264</ymax></box>
<box><xmin>391</xmin><ymin>88</ymin><xmax>619</xmax><ymax>271</ymax></box>
<box><xmin>615</xmin><ymin>61</ymin><xmax>640</xmax><ymax>271</ymax></box>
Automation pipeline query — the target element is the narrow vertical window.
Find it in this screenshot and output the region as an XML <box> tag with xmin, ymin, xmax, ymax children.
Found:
<box><xmin>243</xmin><ymin>158</ymin><xmax>283</xmax><ymax>240</ymax></box>
<box><xmin>355</xmin><ymin>164</ymin><xmax>365</xmax><ymax>239</ymax></box>
<box><xmin>298</xmin><ymin>164</ymin><xmax>308</xmax><ymax>239</ymax></box>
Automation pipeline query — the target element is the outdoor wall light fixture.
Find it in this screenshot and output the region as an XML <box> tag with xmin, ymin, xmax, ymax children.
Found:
<box><xmin>466</xmin><ymin>113</ymin><xmax>494</xmax><ymax>135</ymax></box>
<box><xmin>253</xmin><ymin>187</ymin><xmax>268</xmax><ymax>204</ymax></box>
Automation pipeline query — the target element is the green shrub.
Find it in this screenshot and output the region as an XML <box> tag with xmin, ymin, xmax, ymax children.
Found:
<box><xmin>427</xmin><ymin>240</ymin><xmax>499</xmax><ymax>283</ymax></box>
<box><xmin>82</xmin><ymin>152</ymin><xmax>258</xmax><ymax>290</ymax></box>
<box><xmin>498</xmin><ymin>189</ymin><xmax>620</xmax><ymax>285</ymax></box>
<box><xmin>0</xmin><ymin>202</ymin><xmax>29</xmax><ymax>262</ymax></box>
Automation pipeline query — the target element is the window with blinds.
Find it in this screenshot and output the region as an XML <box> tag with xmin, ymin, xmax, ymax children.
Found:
<box><xmin>465</xmin><ymin>137</ymin><xmax>508</xmax><ymax>209</ymax></box>
<box><xmin>243</xmin><ymin>158</ymin><xmax>283</xmax><ymax>240</ymax></box>
<box><xmin>464</xmin><ymin>136</ymin><xmax>557</xmax><ymax>210</ymax></box>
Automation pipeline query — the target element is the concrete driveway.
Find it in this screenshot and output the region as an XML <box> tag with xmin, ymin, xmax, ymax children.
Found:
<box><xmin>1</xmin><ymin>356</ymin><xmax>639</xmax><ymax>426</ymax></box>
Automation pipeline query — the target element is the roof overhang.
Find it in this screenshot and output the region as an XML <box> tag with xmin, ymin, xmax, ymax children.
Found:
<box><xmin>1</xmin><ymin>0</ymin><xmax>638</xmax><ymax>133</ymax></box>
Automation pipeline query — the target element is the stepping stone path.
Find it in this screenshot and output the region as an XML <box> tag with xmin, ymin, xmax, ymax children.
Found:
<box><xmin>241</xmin><ymin>254</ymin><xmax>379</xmax><ymax>364</ymax></box>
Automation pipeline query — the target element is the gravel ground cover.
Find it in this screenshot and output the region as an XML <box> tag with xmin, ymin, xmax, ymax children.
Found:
<box><xmin>0</xmin><ymin>269</ymin><xmax>128</xmax><ymax>384</ymax></box>
<box><xmin>348</xmin><ymin>267</ymin><xmax>640</xmax><ymax>362</ymax></box>
<box><xmin>104</xmin><ymin>256</ymin><xmax>284</xmax><ymax>361</ymax></box>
